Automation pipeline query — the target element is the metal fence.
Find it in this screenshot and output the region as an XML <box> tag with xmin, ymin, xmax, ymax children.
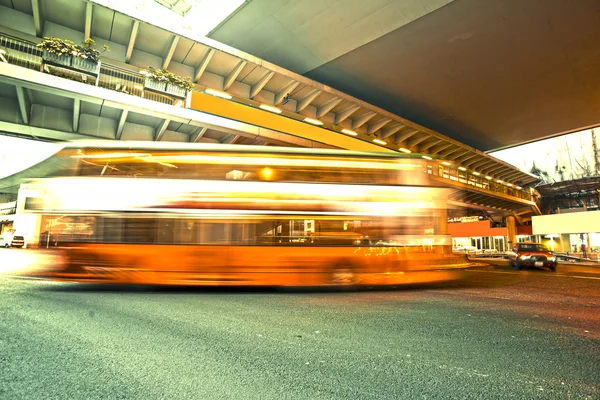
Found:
<box><xmin>0</xmin><ymin>34</ymin><xmax>183</xmax><ymax>107</ymax></box>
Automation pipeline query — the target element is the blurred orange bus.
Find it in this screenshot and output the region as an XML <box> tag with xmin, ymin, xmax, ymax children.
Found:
<box><xmin>18</xmin><ymin>141</ymin><xmax>471</xmax><ymax>286</ymax></box>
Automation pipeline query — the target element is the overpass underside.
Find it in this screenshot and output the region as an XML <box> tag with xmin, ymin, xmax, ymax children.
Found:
<box><xmin>0</xmin><ymin>18</ymin><xmax>539</xmax><ymax>219</ymax></box>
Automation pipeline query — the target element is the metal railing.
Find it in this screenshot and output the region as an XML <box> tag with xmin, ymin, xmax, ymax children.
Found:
<box><xmin>426</xmin><ymin>163</ymin><xmax>536</xmax><ymax>202</ymax></box>
<box><xmin>0</xmin><ymin>34</ymin><xmax>183</xmax><ymax>107</ymax></box>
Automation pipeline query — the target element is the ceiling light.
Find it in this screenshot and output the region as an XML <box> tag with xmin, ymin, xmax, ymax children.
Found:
<box><xmin>399</xmin><ymin>148</ymin><xmax>411</xmax><ymax>153</ymax></box>
<box><xmin>341</xmin><ymin>129</ymin><xmax>358</xmax><ymax>136</ymax></box>
<box><xmin>441</xmin><ymin>161</ymin><xmax>451</xmax><ymax>166</ymax></box>
<box><xmin>205</xmin><ymin>88</ymin><xmax>232</xmax><ymax>99</ymax></box>
<box><xmin>472</xmin><ymin>171</ymin><xmax>480</xmax><ymax>176</ymax></box>
<box><xmin>304</xmin><ymin>117</ymin><xmax>323</xmax><ymax>126</ymax></box>
<box><xmin>259</xmin><ymin>104</ymin><xmax>282</xmax><ymax>114</ymax></box>
<box><xmin>422</xmin><ymin>155</ymin><xmax>432</xmax><ymax>160</ymax></box>
<box><xmin>458</xmin><ymin>166</ymin><xmax>467</xmax><ymax>171</ymax></box>
<box><xmin>506</xmin><ymin>183</ymin><xmax>513</xmax><ymax>187</ymax></box>
<box><xmin>516</xmin><ymin>186</ymin><xmax>522</xmax><ymax>190</ymax></box>
<box><xmin>497</xmin><ymin>180</ymin><xmax>504</xmax><ymax>184</ymax></box>
<box><xmin>485</xmin><ymin>176</ymin><xmax>493</xmax><ymax>180</ymax></box>
<box><xmin>373</xmin><ymin>139</ymin><xmax>387</xmax><ymax>145</ymax></box>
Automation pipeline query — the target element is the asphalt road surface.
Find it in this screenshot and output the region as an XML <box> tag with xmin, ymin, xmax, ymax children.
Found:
<box><xmin>1</xmin><ymin>258</ymin><xmax>599</xmax><ymax>399</ymax></box>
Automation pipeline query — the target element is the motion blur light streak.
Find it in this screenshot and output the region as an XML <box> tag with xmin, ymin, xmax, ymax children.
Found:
<box><xmin>11</xmin><ymin>142</ymin><xmax>474</xmax><ymax>287</ymax></box>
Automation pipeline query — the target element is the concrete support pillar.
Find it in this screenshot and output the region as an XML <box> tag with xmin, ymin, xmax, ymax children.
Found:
<box><xmin>506</xmin><ymin>216</ymin><xmax>516</xmax><ymax>250</ymax></box>
<box><xmin>586</xmin><ymin>234</ymin><xmax>591</xmax><ymax>254</ymax></box>
<box><xmin>433</xmin><ymin>199</ymin><xmax>449</xmax><ymax>254</ymax></box>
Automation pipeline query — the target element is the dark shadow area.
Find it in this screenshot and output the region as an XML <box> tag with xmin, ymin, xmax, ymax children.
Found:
<box><xmin>29</xmin><ymin>273</ymin><xmax>512</xmax><ymax>295</ymax></box>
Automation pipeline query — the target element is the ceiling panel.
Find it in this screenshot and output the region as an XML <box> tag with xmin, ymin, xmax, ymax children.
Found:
<box><xmin>171</xmin><ymin>37</ymin><xmax>195</xmax><ymax>65</ymax></box>
<box><xmin>31</xmin><ymin>90</ymin><xmax>73</xmax><ymax>110</ymax></box>
<box><xmin>240</xmin><ymin>66</ymin><xmax>270</xmax><ymax>85</ymax></box>
<box><xmin>135</xmin><ymin>21</ymin><xmax>173</xmax><ymax>56</ymax></box>
<box><xmin>107</xmin><ymin>11</ymin><xmax>134</xmax><ymax>46</ymax></box>
<box><xmin>43</xmin><ymin>0</ymin><xmax>86</xmax><ymax>33</ymax></box>
<box><xmin>7</xmin><ymin>0</ymin><xmax>33</xmax><ymax>15</ymax></box>
<box><xmin>205</xmin><ymin>50</ymin><xmax>242</xmax><ymax>76</ymax></box>
<box><xmin>91</xmin><ymin>4</ymin><xmax>116</xmax><ymax>43</ymax></box>
<box><xmin>210</xmin><ymin>0</ymin><xmax>452</xmax><ymax>74</ymax></box>
<box><xmin>306</xmin><ymin>0</ymin><xmax>600</xmax><ymax>152</ymax></box>
<box><xmin>81</xmin><ymin>101</ymin><xmax>101</xmax><ymax>116</ymax></box>
<box><xmin>126</xmin><ymin>111</ymin><xmax>161</xmax><ymax>127</ymax></box>
<box><xmin>0</xmin><ymin>82</ymin><xmax>16</xmax><ymax>99</ymax></box>
<box><xmin>176</xmin><ymin>42</ymin><xmax>210</xmax><ymax>67</ymax></box>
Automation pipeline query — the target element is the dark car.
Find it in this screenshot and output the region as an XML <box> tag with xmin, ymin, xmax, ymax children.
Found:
<box><xmin>509</xmin><ymin>242</ymin><xmax>557</xmax><ymax>271</ymax></box>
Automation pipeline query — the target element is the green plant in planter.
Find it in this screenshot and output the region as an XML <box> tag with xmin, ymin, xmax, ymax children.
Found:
<box><xmin>146</xmin><ymin>67</ymin><xmax>194</xmax><ymax>91</ymax></box>
<box><xmin>37</xmin><ymin>37</ymin><xmax>109</xmax><ymax>62</ymax></box>
<box><xmin>78</xmin><ymin>38</ymin><xmax>110</xmax><ymax>62</ymax></box>
<box><xmin>37</xmin><ymin>37</ymin><xmax>78</xmax><ymax>57</ymax></box>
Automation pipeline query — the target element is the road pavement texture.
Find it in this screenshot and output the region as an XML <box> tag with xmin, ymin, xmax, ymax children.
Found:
<box><xmin>1</xmin><ymin>254</ymin><xmax>599</xmax><ymax>399</ymax></box>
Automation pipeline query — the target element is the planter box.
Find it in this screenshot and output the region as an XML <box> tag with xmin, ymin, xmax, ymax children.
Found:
<box><xmin>144</xmin><ymin>77</ymin><xmax>167</xmax><ymax>92</ymax></box>
<box><xmin>165</xmin><ymin>83</ymin><xmax>187</xmax><ymax>98</ymax></box>
<box><xmin>71</xmin><ymin>57</ymin><xmax>100</xmax><ymax>75</ymax></box>
<box><xmin>43</xmin><ymin>50</ymin><xmax>71</xmax><ymax>67</ymax></box>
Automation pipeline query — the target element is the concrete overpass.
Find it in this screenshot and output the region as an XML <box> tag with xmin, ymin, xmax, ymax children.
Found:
<box><xmin>0</xmin><ymin>0</ymin><xmax>541</xmax><ymax>219</ymax></box>
<box><xmin>212</xmin><ymin>0</ymin><xmax>600</xmax><ymax>152</ymax></box>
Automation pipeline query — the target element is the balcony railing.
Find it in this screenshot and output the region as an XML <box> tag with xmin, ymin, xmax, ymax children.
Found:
<box><xmin>425</xmin><ymin>163</ymin><xmax>536</xmax><ymax>203</ymax></box>
<box><xmin>0</xmin><ymin>33</ymin><xmax>182</xmax><ymax>106</ymax></box>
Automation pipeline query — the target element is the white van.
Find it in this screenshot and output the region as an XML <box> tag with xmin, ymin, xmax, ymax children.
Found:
<box><xmin>0</xmin><ymin>234</ymin><xmax>25</xmax><ymax>248</ymax></box>
<box><xmin>0</xmin><ymin>234</ymin><xmax>11</xmax><ymax>248</ymax></box>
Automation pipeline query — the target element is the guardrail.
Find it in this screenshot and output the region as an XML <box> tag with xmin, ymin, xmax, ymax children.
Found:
<box><xmin>426</xmin><ymin>163</ymin><xmax>535</xmax><ymax>202</ymax></box>
<box><xmin>0</xmin><ymin>33</ymin><xmax>180</xmax><ymax>106</ymax></box>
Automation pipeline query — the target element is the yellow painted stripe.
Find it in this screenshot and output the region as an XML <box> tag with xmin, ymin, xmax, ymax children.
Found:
<box><xmin>190</xmin><ymin>92</ymin><xmax>395</xmax><ymax>153</ymax></box>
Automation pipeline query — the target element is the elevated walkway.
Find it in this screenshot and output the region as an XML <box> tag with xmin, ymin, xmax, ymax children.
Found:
<box><xmin>0</xmin><ymin>32</ymin><xmax>539</xmax><ymax>217</ymax></box>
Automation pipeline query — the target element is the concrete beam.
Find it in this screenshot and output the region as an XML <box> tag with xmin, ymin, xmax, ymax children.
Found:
<box><xmin>221</xmin><ymin>134</ymin><xmax>240</xmax><ymax>144</ymax></box>
<box><xmin>335</xmin><ymin>105</ymin><xmax>360</xmax><ymax>125</ymax></box>
<box><xmin>352</xmin><ymin>112</ymin><xmax>377</xmax><ymax>130</ymax></box>
<box><xmin>296</xmin><ymin>89</ymin><xmax>321</xmax><ymax>113</ymax></box>
<box><xmin>250</xmin><ymin>71</ymin><xmax>274</xmax><ymax>99</ymax></box>
<box><xmin>116</xmin><ymin>109</ymin><xmax>128</xmax><ymax>140</ymax></box>
<box><xmin>126</xmin><ymin>21</ymin><xmax>140</xmax><ymax>63</ymax></box>
<box><xmin>189</xmin><ymin>126</ymin><xmax>207</xmax><ymax>143</ymax></box>
<box><xmin>367</xmin><ymin>118</ymin><xmax>392</xmax><ymax>135</ymax></box>
<box><xmin>430</xmin><ymin>142</ymin><xmax>454</xmax><ymax>155</ymax></box>
<box><xmin>73</xmin><ymin>98</ymin><xmax>81</xmax><ymax>132</ymax></box>
<box><xmin>31</xmin><ymin>0</ymin><xmax>44</xmax><ymax>37</ymax></box>
<box><xmin>380</xmin><ymin>125</ymin><xmax>403</xmax><ymax>140</ymax></box>
<box><xmin>194</xmin><ymin>48</ymin><xmax>215</xmax><ymax>83</ymax></box>
<box><xmin>85</xmin><ymin>2</ymin><xmax>93</xmax><ymax>40</ymax></box>
<box><xmin>155</xmin><ymin>119</ymin><xmax>170</xmax><ymax>141</ymax></box>
<box><xmin>395</xmin><ymin>129</ymin><xmax>420</xmax><ymax>144</ymax></box>
<box><xmin>15</xmin><ymin>85</ymin><xmax>30</xmax><ymax>125</ymax></box>
<box><xmin>274</xmin><ymin>81</ymin><xmax>299</xmax><ymax>106</ymax></box>
<box><xmin>162</xmin><ymin>35</ymin><xmax>180</xmax><ymax>70</ymax></box>
<box><xmin>407</xmin><ymin>135</ymin><xmax>430</xmax><ymax>149</ymax></box>
<box><xmin>316</xmin><ymin>98</ymin><xmax>342</xmax><ymax>119</ymax></box>
<box><xmin>223</xmin><ymin>60</ymin><xmax>247</xmax><ymax>91</ymax></box>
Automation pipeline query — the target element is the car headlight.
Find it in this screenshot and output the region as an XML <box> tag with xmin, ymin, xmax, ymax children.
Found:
<box><xmin>519</xmin><ymin>255</ymin><xmax>528</xmax><ymax>260</ymax></box>
<box><xmin>548</xmin><ymin>256</ymin><xmax>556</xmax><ymax>262</ymax></box>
